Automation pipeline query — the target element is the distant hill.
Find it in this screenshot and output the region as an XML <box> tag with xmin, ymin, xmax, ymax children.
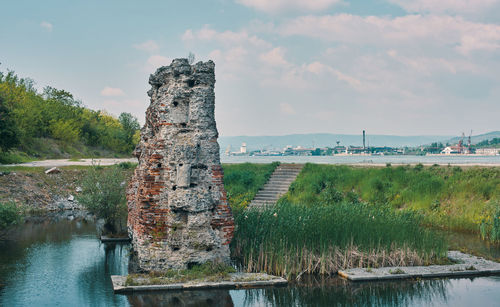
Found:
<box><xmin>219</xmin><ymin>133</ymin><xmax>454</xmax><ymax>152</ymax></box>
<box><xmin>444</xmin><ymin>131</ymin><xmax>500</xmax><ymax>145</ymax></box>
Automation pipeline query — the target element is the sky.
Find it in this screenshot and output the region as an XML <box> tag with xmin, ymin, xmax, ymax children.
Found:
<box><xmin>1</xmin><ymin>0</ymin><xmax>499</xmax><ymax>137</ymax></box>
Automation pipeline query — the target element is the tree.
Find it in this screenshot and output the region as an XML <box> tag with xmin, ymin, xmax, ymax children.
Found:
<box><xmin>0</xmin><ymin>94</ymin><xmax>19</xmax><ymax>152</ymax></box>
<box><xmin>76</xmin><ymin>165</ymin><xmax>127</xmax><ymax>234</ymax></box>
<box><xmin>119</xmin><ymin>112</ymin><xmax>140</xmax><ymax>151</ymax></box>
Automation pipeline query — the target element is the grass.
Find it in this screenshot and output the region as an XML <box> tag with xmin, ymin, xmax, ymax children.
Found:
<box><xmin>124</xmin><ymin>262</ymin><xmax>236</xmax><ymax>286</ymax></box>
<box><xmin>283</xmin><ymin>164</ymin><xmax>500</xmax><ymax>236</ymax></box>
<box><xmin>222</xmin><ymin>162</ymin><xmax>279</xmax><ymax>214</ymax></box>
<box><xmin>231</xmin><ymin>201</ymin><xmax>447</xmax><ymax>279</ymax></box>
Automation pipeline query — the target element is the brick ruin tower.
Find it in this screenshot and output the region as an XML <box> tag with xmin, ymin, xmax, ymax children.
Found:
<box><xmin>127</xmin><ymin>58</ymin><xmax>234</xmax><ymax>271</ymax></box>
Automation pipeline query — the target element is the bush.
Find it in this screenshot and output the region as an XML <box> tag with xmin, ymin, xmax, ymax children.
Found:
<box><xmin>0</xmin><ymin>202</ymin><xmax>22</xmax><ymax>230</ymax></box>
<box><xmin>76</xmin><ymin>165</ymin><xmax>127</xmax><ymax>234</ymax></box>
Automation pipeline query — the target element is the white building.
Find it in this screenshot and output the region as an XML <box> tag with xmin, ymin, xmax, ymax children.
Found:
<box><xmin>240</xmin><ymin>143</ymin><xmax>247</xmax><ymax>154</ymax></box>
<box><xmin>476</xmin><ymin>148</ymin><xmax>500</xmax><ymax>155</ymax></box>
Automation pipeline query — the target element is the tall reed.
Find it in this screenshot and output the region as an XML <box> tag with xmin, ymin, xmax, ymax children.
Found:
<box><xmin>232</xmin><ymin>202</ymin><xmax>447</xmax><ymax>278</ymax></box>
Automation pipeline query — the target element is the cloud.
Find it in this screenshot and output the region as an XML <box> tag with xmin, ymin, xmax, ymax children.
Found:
<box><xmin>182</xmin><ymin>26</ymin><xmax>271</xmax><ymax>48</ymax></box>
<box><xmin>259</xmin><ymin>47</ymin><xmax>290</xmax><ymax>67</ymax></box>
<box><xmin>278</xmin><ymin>14</ymin><xmax>500</xmax><ymax>54</ymax></box>
<box><xmin>40</xmin><ymin>21</ymin><xmax>53</xmax><ymax>32</ymax></box>
<box><xmin>145</xmin><ymin>55</ymin><xmax>171</xmax><ymax>72</ymax></box>
<box><xmin>236</xmin><ymin>0</ymin><xmax>342</xmax><ymax>13</ymax></box>
<box><xmin>100</xmin><ymin>86</ymin><xmax>125</xmax><ymax>97</ymax></box>
<box><xmin>279</xmin><ymin>102</ymin><xmax>296</xmax><ymax>115</ymax></box>
<box><xmin>133</xmin><ymin>40</ymin><xmax>160</xmax><ymax>52</ymax></box>
<box><xmin>388</xmin><ymin>0</ymin><xmax>499</xmax><ymax>15</ymax></box>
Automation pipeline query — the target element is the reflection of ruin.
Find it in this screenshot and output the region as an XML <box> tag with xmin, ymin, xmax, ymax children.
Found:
<box><xmin>127</xmin><ymin>289</ymin><xmax>234</xmax><ymax>307</ymax></box>
<box><xmin>127</xmin><ymin>59</ymin><xmax>234</xmax><ymax>272</ymax></box>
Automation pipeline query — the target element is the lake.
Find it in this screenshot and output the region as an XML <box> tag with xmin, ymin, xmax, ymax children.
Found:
<box><xmin>221</xmin><ymin>155</ymin><xmax>500</xmax><ymax>165</ymax></box>
<box><xmin>1</xmin><ymin>220</ymin><xmax>500</xmax><ymax>306</ymax></box>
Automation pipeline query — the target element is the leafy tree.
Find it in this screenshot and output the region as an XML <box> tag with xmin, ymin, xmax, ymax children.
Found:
<box><xmin>119</xmin><ymin>112</ymin><xmax>140</xmax><ymax>151</ymax></box>
<box><xmin>0</xmin><ymin>94</ymin><xmax>20</xmax><ymax>152</ymax></box>
<box><xmin>76</xmin><ymin>165</ymin><xmax>127</xmax><ymax>234</ymax></box>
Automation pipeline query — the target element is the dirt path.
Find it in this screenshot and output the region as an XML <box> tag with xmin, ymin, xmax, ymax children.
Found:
<box><xmin>2</xmin><ymin>158</ymin><xmax>137</xmax><ymax>168</ymax></box>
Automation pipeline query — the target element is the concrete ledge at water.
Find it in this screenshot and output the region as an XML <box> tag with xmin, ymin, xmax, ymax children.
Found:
<box><xmin>338</xmin><ymin>251</ymin><xmax>500</xmax><ymax>282</ymax></box>
<box><xmin>111</xmin><ymin>273</ymin><xmax>288</xmax><ymax>293</ymax></box>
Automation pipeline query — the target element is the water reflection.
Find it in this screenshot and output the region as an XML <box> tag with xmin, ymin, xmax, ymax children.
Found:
<box><xmin>128</xmin><ymin>290</ymin><xmax>234</xmax><ymax>307</ymax></box>
<box><xmin>1</xmin><ymin>220</ymin><xmax>500</xmax><ymax>307</ymax></box>
<box><xmin>231</xmin><ymin>276</ymin><xmax>450</xmax><ymax>307</ymax></box>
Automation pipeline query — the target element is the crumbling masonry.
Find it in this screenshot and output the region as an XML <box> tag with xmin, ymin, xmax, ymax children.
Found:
<box><xmin>127</xmin><ymin>59</ymin><xmax>234</xmax><ymax>271</ymax></box>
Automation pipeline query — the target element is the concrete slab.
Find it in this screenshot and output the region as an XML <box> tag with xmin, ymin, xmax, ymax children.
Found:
<box><xmin>111</xmin><ymin>272</ymin><xmax>288</xmax><ymax>293</ymax></box>
<box><xmin>338</xmin><ymin>251</ymin><xmax>500</xmax><ymax>282</ymax></box>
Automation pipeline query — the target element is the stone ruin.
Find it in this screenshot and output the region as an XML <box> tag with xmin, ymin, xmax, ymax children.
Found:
<box><xmin>127</xmin><ymin>58</ymin><xmax>234</xmax><ymax>272</ymax></box>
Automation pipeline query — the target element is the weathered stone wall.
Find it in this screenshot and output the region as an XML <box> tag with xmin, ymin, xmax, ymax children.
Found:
<box><xmin>127</xmin><ymin>59</ymin><xmax>234</xmax><ymax>271</ymax></box>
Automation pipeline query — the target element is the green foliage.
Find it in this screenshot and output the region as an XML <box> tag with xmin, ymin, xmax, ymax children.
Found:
<box><xmin>0</xmin><ymin>94</ymin><xmax>20</xmax><ymax>152</ymax></box>
<box><xmin>0</xmin><ymin>202</ymin><xmax>22</xmax><ymax>230</ymax></box>
<box><xmin>76</xmin><ymin>165</ymin><xmax>127</xmax><ymax>233</ymax></box>
<box><xmin>480</xmin><ymin>203</ymin><xmax>500</xmax><ymax>242</ymax></box>
<box><xmin>0</xmin><ymin>70</ymin><xmax>140</xmax><ymax>162</ymax></box>
<box><xmin>232</xmin><ymin>201</ymin><xmax>447</xmax><ymax>277</ymax></box>
<box><xmin>125</xmin><ymin>262</ymin><xmax>236</xmax><ymax>286</ymax></box>
<box><xmin>283</xmin><ymin>164</ymin><xmax>500</xmax><ymax>236</ymax></box>
<box><xmin>222</xmin><ymin>162</ymin><xmax>279</xmax><ymax>214</ymax></box>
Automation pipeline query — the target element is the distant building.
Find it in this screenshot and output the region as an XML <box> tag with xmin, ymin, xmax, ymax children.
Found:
<box><xmin>441</xmin><ymin>146</ymin><xmax>462</xmax><ymax>155</ymax></box>
<box><xmin>240</xmin><ymin>143</ymin><xmax>247</xmax><ymax>154</ymax></box>
<box><xmin>476</xmin><ymin>148</ymin><xmax>500</xmax><ymax>155</ymax></box>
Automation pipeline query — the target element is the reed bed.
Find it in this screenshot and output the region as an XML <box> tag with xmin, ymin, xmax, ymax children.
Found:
<box><xmin>232</xmin><ymin>202</ymin><xmax>447</xmax><ymax>279</ymax></box>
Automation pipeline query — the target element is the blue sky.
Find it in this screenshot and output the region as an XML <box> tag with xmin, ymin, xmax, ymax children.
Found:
<box><xmin>1</xmin><ymin>0</ymin><xmax>499</xmax><ymax>136</ymax></box>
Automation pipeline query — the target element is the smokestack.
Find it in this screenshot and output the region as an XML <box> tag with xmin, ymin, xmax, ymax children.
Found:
<box><xmin>363</xmin><ymin>130</ymin><xmax>366</xmax><ymax>151</ymax></box>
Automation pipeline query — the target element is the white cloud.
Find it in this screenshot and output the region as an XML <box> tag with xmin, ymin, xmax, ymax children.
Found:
<box><xmin>278</xmin><ymin>14</ymin><xmax>500</xmax><ymax>54</ymax></box>
<box><xmin>236</xmin><ymin>0</ymin><xmax>342</xmax><ymax>13</ymax></box>
<box><xmin>259</xmin><ymin>47</ymin><xmax>290</xmax><ymax>67</ymax></box>
<box><xmin>100</xmin><ymin>87</ymin><xmax>125</xmax><ymax>97</ymax></box>
<box><xmin>389</xmin><ymin>0</ymin><xmax>499</xmax><ymax>15</ymax></box>
<box><xmin>40</xmin><ymin>21</ymin><xmax>53</xmax><ymax>32</ymax></box>
<box><xmin>279</xmin><ymin>102</ymin><xmax>296</xmax><ymax>115</ymax></box>
<box><xmin>133</xmin><ymin>40</ymin><xmax>160</xmax><ymax>52</ymax></box>
<box><xmin>145</xmin><ymin>55</ymin><xmax>171</xmax><ymax>72</ymax></box>
<box><xmin>182</xmin><ymin>26</ymin><xmax>271</xmax><ymax>48</ymax></box>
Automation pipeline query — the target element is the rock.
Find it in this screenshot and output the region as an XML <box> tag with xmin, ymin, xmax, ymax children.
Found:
<box><xmin>45</xmin><ymin>167</ymin><xmax>61</xmax><ymax>174</ymax></box>
<box><xmin>127</xmin><ymin>58</ymin><xmax>234</xmax><ymax>272</ymax></box>
<box><xmin>75</xmin><ymin>186</ymin><xmax>82</xmax><ymax>193</ymax></box>
<box><xmin>68</xmin><ymin>195</ymin><xmax>75</xmax><ymax>202</ymax></box>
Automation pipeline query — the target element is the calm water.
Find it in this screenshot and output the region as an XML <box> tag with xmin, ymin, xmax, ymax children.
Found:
<box><xmin>221</xmin><ymin>155</ymin><xmax>500</xmax><ymax>165</ymax></box>
<box><xmin>1</xmin><ymin>220</ymin><xmax>500</xmax><ymax>307</ymax></box>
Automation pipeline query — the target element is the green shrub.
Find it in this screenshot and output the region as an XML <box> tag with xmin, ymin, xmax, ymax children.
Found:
<box><xmin>76</xmin><ymin>165</ymin><xmax>127</xmax><ymax>234</ymax></box>
<box><xmin>0</xmin><ymin>202</ymin><xmax>22</xmax><ymax>230</ymax></box>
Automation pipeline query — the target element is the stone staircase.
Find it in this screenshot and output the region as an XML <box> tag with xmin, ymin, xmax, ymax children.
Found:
<box><xmin>248</xmin><ymin>164</ymin><xmax>304</xmax><ymax>209</ymax></box>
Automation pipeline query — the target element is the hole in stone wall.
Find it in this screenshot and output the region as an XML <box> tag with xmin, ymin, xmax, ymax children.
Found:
<box><xmin>157</xmin><ymin>163</ymin><xmax>162</xmax><ymax>168</ymax></box>
<box><xmin>206</xmin><ymin>247</ymin><xmax>213</xmax><ymax>252</ymax></box>
<box><xmin>187</xmin><ymin>79</ymin><xmax>195</xmax><ymax>87</ymax></box>
<box><xmin>179</xmin><ymin>163</ymin><xmax>183</xmax><ymax>167</ymax></box>
<box><xmin>173</xmin><ymin>101</ymin><xmax>178</xmax><ymax>107</ymax></box>
<box><xmin>180</xmin><ymin>123</ymin><xmax>186</xmax><ymax>128</ymax></box>
<box><xmin>189</xmin><ymin>183</ymin><xmax>197</xmax><ymax>188</ymax></box>
<box><xmin>172</xmin><ymin>247</ymin><xmax>180</xmax><ymax>251</ymax></box>
<box><xmin>172</xmin><ymin>185</ymin><xmax>177</xmax><ymax>191</ymax></box>
<box><xmin>208</xmin><ymin>186</ymin><xmax>212</xmax><ymax>190</ymax></box>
